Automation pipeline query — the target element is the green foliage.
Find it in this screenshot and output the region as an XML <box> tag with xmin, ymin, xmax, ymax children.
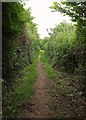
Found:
<box><xmin>2</xmin><ymin>2</ymin><xmax>39</xmax><ymax>81</ymax></box>
<box><xmin>50</xmin><ymin>1</ymin><xmax>86</xmax><ymax>69</ymax></box>
<box><xmin>50</xmin><ymin>1</ymin><xmax>86</xmax><ymax>23</ymax></box>
<box><xmin>2</xmin><ymin>2</ymin><xmax>40</xmax><ymax>118</ymax></box>
<box><xmin>49</xmin><ymin>1</ymin><xmax>86</xmax><ymax>96</ymax></box>
<box><xmin>40</xmin><ymin>50</ymin><xmax>57</xmax><ymax>79</ymax></box>
<box><xmin>39</xmin><ymin>37</ymin><xmax>49</xmax><ymax>50</ymax></box>
<box><xmin>41</xmin><ymin>50</ymin><xmax>85</xmax><ymax>118</ymax></box>
<box><xmin>3</xmin><ymin>58</ymin><xmax>38</xmax><ymax>118</ymax></box>
<box><xmin>45</xmin><ymin>22</ymin><xmax>77</xmax><ymax>72</ymax></box>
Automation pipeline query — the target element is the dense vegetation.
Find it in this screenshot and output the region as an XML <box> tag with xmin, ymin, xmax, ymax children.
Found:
<box><xmin>2</xmin><ymin>2</ymin><xmax>39</xmax><ymax>118</ymax></box>
<box><xmin>42</xmin><ymin>1</ymin><xmax>86</xmax><ymax>96</ymax></box>
<box><xmin>41</xmin><ymin>51</ymin><xmax>86</xmax><ymax>118</ymax></box>
<box><xmin>45</xmin><ymin>22</ymin><xmax>77</xmax><ymax>72</ymax></box>
<box><xmin>2</xmin><ymin>2</ymin><xmax>39</xmax><ymax>81</ymax></box>
<box><xmin>2</xmin><ymin>1</ymin><xmax>86</xmax><ymax>118</ymax></box>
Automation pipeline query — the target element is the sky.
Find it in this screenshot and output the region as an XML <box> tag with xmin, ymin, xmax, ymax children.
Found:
<box><xmin>24</xmin><ymin>0</ymin><xmax>71</xmax><ymax>39</ymax></box>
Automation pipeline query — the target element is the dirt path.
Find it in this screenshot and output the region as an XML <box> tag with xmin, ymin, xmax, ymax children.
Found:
<box><xmin>19</xmin><ymin>60</ymin><xmax>54</xmax><ymax>118</ymax></box>
<box><xmin>18</xmin><ymin>60</ymin><xmax>86</xmax><ymax>119</ymax></box>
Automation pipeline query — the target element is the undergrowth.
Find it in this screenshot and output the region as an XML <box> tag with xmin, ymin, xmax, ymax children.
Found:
<box><xmin>3</xmin><ymin>59</ymin><xmax>38</xmax><ymax>118</ymax></box>
<box><xmin>40</xmin><ymin>51</ymin><xmax>65</xmax><ymax>81</ymax></box>
<box><xmin>40</xmin><ymin>51</ymin><xmax>86</xmax><ymax>118</ymax></box>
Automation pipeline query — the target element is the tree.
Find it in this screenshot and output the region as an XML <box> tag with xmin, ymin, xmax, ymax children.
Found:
<box><xmin>50</xmin><ymin>1</ymin><xmax>86</xmax><ymax>96</ymax></box>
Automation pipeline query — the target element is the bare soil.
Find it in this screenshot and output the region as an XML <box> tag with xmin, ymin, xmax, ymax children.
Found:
<box><xmin>19</xmin><ymin>60</ymin><xmax>54</xmax><ymax>118</ymax></box>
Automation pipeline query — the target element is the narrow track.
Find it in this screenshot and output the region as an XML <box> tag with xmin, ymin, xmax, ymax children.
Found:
<box><xmin>19</xmin><ymin>60</ymin><xmax>54</xmax><ymax>118</ymax></box>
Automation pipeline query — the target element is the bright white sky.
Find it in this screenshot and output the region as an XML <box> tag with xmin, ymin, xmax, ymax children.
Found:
<box><xmin>24</xmin><ymin>0</ymin><xmax>71</xmax><ymax>39</ymax></box>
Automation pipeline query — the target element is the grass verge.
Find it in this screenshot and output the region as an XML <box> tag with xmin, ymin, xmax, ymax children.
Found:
<box><xmin>3</xmin><ymin>59</ymin><xmax>38</xmax><ymax>118</ymax></box>
<box><xmin>40</xmin><ymin>50</ymin><xmax>57</xmax><ymax>79</ymax></box>
<box><xmin>40</xmin><ymin>51</ymin><xmax>86</xmax><ymax>118</ymax></box>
